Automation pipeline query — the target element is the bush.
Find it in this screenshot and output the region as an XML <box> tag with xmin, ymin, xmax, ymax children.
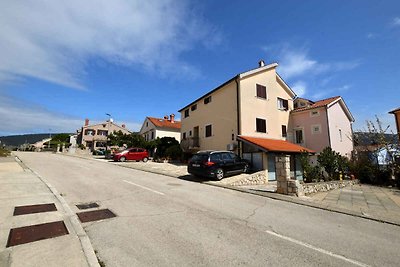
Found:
<box><xmin>0</xmin><ymin>147</ymin><xmax>11</xmax><ymax>157</ymax></box>
<box><xmin>165</xmin><ymin>145</ymin><xmax>182</xmax><ymax>160</ymax></box>
<box><xmin>300</xmin><ymin>151</ymin><xmax>323</xmax><ymax>183</ymax></box>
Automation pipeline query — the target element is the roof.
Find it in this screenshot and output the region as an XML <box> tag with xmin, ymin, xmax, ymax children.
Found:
<box><xmin>292</xmin><ymin>96</ymin><xmax>355</xmax><ymax>122</ymax></box>
<box><xmin>389</xmin><ymin>107</ymin><xmax>400</xmax><ymax>114</ymax></box>
<box><xmin>178</xmin><ymin>62</ymin><xmax>296</xmax><ymax>112</ymax></box>
<box><xmin>82</xmin><ymin>121</ymin><xmax>131</xmax><ymax>133</ymax></box>
<box><xmin>147</xmin><ymin>117</ymin><xmax>181</xmax><ymax>130</ymax></box>
<box><xmin>292</xmin><ymin>96</ymin><xmax>341</xmax><ymax>112</ymax></box>
<box><xmin>238</xmin><ymin>136</ymin><xmax>315</xmax><ymax>153</ymax></box>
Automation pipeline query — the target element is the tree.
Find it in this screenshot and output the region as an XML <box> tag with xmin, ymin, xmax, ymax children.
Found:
<box><xmin>317</xmin><ymin>147</ymin><xmax>339</xmax><ymax>180</ymax></box>
<box><xmin>154</xmin><ymin>137</ymin><xmax>180</xmax><ymax>159</ymax></box>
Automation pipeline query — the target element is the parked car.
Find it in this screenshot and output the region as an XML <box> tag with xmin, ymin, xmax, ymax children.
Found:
<box><xmin>113</xmin><ymin>148</ymin><xmax>149</xmax><ymax>162</ymax></box>
<box><xmin>188</xmin><ymin>151</ymin><xmax>250</xmax><ymax>180</ymax></box>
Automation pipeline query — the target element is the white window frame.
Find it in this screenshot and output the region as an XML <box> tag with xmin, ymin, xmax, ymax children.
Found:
<box><xmin>294</xmin><ymin>128</ymin><xmax>305</xmax><ymax>144</ymax></box>
<box><xmin>310</xmin><ymin>110</ymin><xmax>320</xmax><ymax>117</ymax></box>
<box><xmin>311</xmin><ymin>124</ymin><xmax>321</xmax><ymax>134</ymax></box>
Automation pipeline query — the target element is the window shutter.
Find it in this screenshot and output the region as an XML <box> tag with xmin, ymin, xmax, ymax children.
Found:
<box><xmin>283</xmin><ymin>99</ymin><xmax>289</xmax><ymax>110</ymax></box>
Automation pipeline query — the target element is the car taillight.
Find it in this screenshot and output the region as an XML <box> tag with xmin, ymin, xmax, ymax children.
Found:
<box><xmin>204</xmin><ymin>161</ymin><xmax>215</xmax><ymax>167</ymax></box>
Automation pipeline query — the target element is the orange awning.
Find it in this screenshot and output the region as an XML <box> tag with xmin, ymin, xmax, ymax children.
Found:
<box><xmin>238</xmin><ymin>136</ymin><xmax>315</xmax><ymax>153</ymax></box>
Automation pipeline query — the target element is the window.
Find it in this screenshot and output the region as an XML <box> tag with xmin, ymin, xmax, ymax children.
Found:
<box><xmin>205</xmin><ymin>124</ymin><xmax>212</xmax><ymax>137</ymax></box>
<box><xmin>184</xmin><ymin>109</ymin><xmax>189</xmax><ymax>118</ymax></box>
<box><xmin>277</xmin><ymin>98</ymin><xmax>289</xmax><ymax>110</ymax></box>
<box><xmin>295</xmin><ymin>129</ymin><xmax>303</xmax><ymax>144</ymax></box>
<box><xmin>281</xmin><ymin>125</ymin><xmax>287</xmax><ymax>137</ymax></box>
<box><xmin>310</xmin><ymin>110</ymin><xmax>320</xmax><ymax>117</ymax></box>
<box><xmin>256</xmin><ymin>118</ymin><xmax>267</xmax><ymax>133</ymax></box>
<box><xmin>151</xmin><ymin>131</ymin><xmax>154</xmax><ymax>140</ymax></box>
<box><xmin>182</xmin><ymin>132</ymin><xmax>187</xmax><ymax>140</ymax></box>
<box><xmin>204</xmin><ymin>96</ymin><xmax>212</xmax><ymax>104</ymax></box>
<box><xmin>191</xmin><ymin>104</ymin><xmax>197</xmax><ymax>111</ymax></box>
<box><xmin>339</xmin><ymin>129</ymin><xmax>343</xmax><ymax>142</ymax></box>
<box><xmin>97</xmin><ymin>130</ymin><xmax>108</xmax><ymax>136</ymax></box>
<box><xmin>146</xmin><ymin>122</ymin><xmax>148</xmax><ymax>127</ymax></box>
<box><xmin>256</xmin><ymin>84</ymin><xmax>267</xmax><ymax>99</ymax></box>
<box><xmin>84</xmin><ymin>129</ymin><xmax>95</xmax><ymax>136</ymax></box>
<box><xmin>189</xmin><ymin>130</ymin><xmax>192</xmax><ymax>136</ymax></box>
<box><xmin>232</xmin><ymin>133</ymin><xmax>235</xmax><ymax>141</ymax></box>
<box><xmin>311</xmin><ymin>125</ymin><xmax>321</xmax><ymax>134</ymax></box>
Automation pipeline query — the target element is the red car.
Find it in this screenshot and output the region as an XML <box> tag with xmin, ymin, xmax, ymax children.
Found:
<box><xmin>113</xmin><ymin>148</ymin><xmax>149</xmax><ymax>162</ymax></box>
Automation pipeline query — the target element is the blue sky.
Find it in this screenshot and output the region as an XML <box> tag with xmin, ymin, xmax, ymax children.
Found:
<box><xmin>0</xmin><ymin>0</ymin><xmax>399</xmax><ymax>136</ymax></box>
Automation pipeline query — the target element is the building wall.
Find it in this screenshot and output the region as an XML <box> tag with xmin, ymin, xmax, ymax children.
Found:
<box><xmin>81</xmin><ymin>122</ymin><xmax>130</xmax><ymax>148</ymax></box>
<box><xmin>239</xmin><ymin>68</ymin><xmax>294</xmax><ymax>139</ymax></box>
<box><xmin>394</xmin><ymin>111</ymin><xmax>400</xmax><ymax>140</ymax></box>
<box><xmin>327</xmin><ymin>102</ymin><xmax>353</xmax><ymax>157</ymax></box>
<box><xmin>289</xmin><ymin>107</ymin><xmax>330</xmax><ymax>153</ymax></box>
<box><xmin>180</xmin><ymin>81</ymin><xmax>238</xmax><ymax>151</ymax></box>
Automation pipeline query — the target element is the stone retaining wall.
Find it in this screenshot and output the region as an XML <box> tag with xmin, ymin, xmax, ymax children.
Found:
<box><xmin>302</xmin><ymin>180</ymin><xmax>359</xmax><ymax>195</ymax></box>
<box><xmin>229</xmin><ymin>171</ymin><xmax>268</xmax><ymax>186</ymax></box>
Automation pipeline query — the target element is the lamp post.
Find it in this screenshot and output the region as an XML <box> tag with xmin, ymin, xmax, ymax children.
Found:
<box><xmin>105</xmin><ymin>113</ymin><xmax>112</xmax><ymax>154</ymax></box>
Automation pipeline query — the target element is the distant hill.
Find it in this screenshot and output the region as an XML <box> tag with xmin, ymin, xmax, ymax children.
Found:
<box><xmin>0</xmin><ymin>133</ymin><xmax>70</xmax><ymax>147</ymax></box>
<box><xmin>353</xmin><ymin>132</ymin><xmax>399</xmax><ymax>146</ymax></box>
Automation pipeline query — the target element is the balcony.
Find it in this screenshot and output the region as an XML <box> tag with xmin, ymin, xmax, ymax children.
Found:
<box><xmin>180</xmin><ymin>137</ymin><xmax>200</xmax><ymax>152</ymax></box>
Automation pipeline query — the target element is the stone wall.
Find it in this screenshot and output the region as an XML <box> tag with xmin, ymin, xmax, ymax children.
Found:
<box><xmin>229</xmin><ymin>171</ymin><xmax>268</xmax><ymax>186</ymax></box>
<box><xmin>302</xmin><ymin>180</ymin><xmax>359</xmax><ymax>195</ymax></box>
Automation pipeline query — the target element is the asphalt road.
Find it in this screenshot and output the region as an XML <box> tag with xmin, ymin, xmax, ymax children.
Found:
<box><xmin>15</xmin><ymin>152</ymin><xmax>400</xmax><ymax>266</ymax></box>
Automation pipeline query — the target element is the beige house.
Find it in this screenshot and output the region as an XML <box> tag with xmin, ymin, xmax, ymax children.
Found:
<box><xmin>290</xmin><ymin>96</ymin><xmax>355</xmax><ymax>158</ymax></box>
<box><xmin>77</xmin><ymin>118</ymin><xmax>131</xmax><ymax>151</ymax></box>
<box><xmin>179</xmin><ymin>60</ymin><xmax>313</xmax><ymax>180</ymax></box>
<box><xmin>139</xmin><ymin>115</ymin><xmax>181</xmax><ymax>142</ymax></box>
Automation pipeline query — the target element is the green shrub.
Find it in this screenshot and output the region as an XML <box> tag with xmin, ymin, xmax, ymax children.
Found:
<box><xmin>165</xmin><ymin>145</ymin><xmax>182</xmax><ymax>160</ymax></box>
<box><xmin>0</xmin><ymin>147</ymin><xmax>11</xmax><ymax>157</ymax></box>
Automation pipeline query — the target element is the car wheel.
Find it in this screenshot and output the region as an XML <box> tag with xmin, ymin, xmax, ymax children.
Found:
<box><xmin>119</xmin><ymin>156</ymin><xmax>126</xmax><ymax>162</ymax></box>
<box><xmin>243</xmin><ymin>163</ymin><xmax>249</xmax><ymax>173</ymax></box>
<box><xmin>215</xmin><ymin>168</ymin><xmax>224</xmax><ymax>180</ymax></box>
<box><xmin>142</xmin><ymin>157</ymin><xmax>148</xmax><ymax>163</ymax></box>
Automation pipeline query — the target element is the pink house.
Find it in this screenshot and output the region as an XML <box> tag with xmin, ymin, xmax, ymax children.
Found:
<box><xmin>289</xmin><ymin>96</ymin><xmax>355</xmax><ymax>158</ymax></box>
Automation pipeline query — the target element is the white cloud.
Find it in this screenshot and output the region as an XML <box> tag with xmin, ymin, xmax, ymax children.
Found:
<box><xmin>0</xmin><ymin>95</ymin><xmax>141</xmax><ymax>135</ymax></box>
<box><xmin>311</xmin><ymin>84</ymin><xmax>351</xmax><ymax>100</ymax></box>
<box><xmin>265</xmin><ymin>45</ymin><xmax>360</xmax><ymax>79</ymax></box>
<box><xmin>0</xmin><ymin>0</ymin><xmax>218</xmax><ymax>89</ymax></box>
<box><xmin>291</xmin><ymin>81</ymin><xmax>307</xmax><ymax>97</ymax></box>
<box><xmin>392</xmin><ymin>17</ymin><xmax>400</xmax><ymax>27</ymax></box>
<box><xmin>366</xmin><ymin>33</ymin><xmax>377</xmax><ymax>39</ymax></box>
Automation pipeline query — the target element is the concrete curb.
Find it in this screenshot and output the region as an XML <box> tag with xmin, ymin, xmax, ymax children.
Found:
<box><xmin>14</xmin><ymin>155</ymin><xmax>100</xmax><ymax>267</ymax></box>
<box><xmin>60</xmin><ymin>153</ymin><xmax>400</xmax><ymax>227</ymax></box>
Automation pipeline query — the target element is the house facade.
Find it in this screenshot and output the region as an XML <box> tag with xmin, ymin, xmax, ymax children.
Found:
<box><xmin>179</xmin><ymin>61</ymin><xmax>314</xmax><ymax>180</ymax></box>
<box><xmin>289</xmin><ymin>96</ymin><xmax>355</xmax><ymax>158</ymax></box>
<box><xmin>77</xmin><ymin>118</ymin><xmax>131</xmax><ymax>151</ymax></box>
<box><xmin>389</xmin><ymin>107</ymin><xmax>400</xmax><ymax>141</ymax></box>
<box><xmin>139</xmin><ymin>115</ymin><xmax>181</xmax><ymax>142</ymax></box>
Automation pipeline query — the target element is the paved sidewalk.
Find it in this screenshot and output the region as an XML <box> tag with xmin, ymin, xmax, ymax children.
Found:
<box><xmin>0</xmin><ymin>156</ymin><xmax>99</xmax><ymax>267</ymax></box>
<box><xmin>304</xmin><ymin>184</ymin><xmax>400</xmax><ymax>225</ymax></box>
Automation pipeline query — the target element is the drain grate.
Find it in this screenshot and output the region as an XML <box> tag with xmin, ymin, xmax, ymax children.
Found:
<box><xmin>77</xmin><ymin>209</ymin><xmax>116</xmax><ymax>223</ymax></box>
<box><xmin>13</xmin><ymin>203</ymin><xmax>57</xmax><ymax>216</ymax></box>
<box><xmin>6</xmin><ymin>221</ymin><xmax>68</xmax><ymax>247</ymax></box>
<box><xmin>76</xmin><ymin>202</ymin><xmax>99</xmax><ymax>210</ymax></box>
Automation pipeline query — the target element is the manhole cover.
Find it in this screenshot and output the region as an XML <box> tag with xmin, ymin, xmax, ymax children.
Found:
<box><xmin>76</xmin><ymin>202</ymin><xmax>99</xmax><ymax>210</ymax></box>
<box><xmin>6</xmin><ymin>221</ymin><xmax>68</xmax><ymax>247</ymax></box>
<box><xmin>13</xmin><ymin>203</ymin><xmax>57</xmax><ymax>216</ymax></box>
<box><xmin>77</xmin><ymin>209</ymin><xmax>116</xmax><ymax>223</ymax></box>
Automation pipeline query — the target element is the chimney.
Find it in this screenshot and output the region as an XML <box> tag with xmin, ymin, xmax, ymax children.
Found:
<box><xmin>85</xmin><ymin>118</ymin><xmax>89</xmax><ymax>126</ymax></box>
<box><xmin>163</xmin><ymin>115</ymin><xmax>168</xmax><ymax>120</ymax></box>
<box><xmin>170</xmin><ymin>114</ymin><xmax>175</xmax><ymax>123</ymax></box>
<box><xmin>122</xmin><ymin>124</ymin><xmax>125</xmax><ymax>128</ymax></box>
<box><xmin>258</xmin><ymin>60</ymin><xmax>265</xmax><ymax>67</ymax></box>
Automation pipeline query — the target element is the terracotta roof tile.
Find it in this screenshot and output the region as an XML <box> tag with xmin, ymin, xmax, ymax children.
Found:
<box><xmin>389</xmin><ymin>107</ymin><xmax>400</xmax><ymax>114</ymax></box>
<box><xmin>292</xmin><ymin>96</ymin><xmax>341</xmax><ymax>113</ymax></box>
<box><xmin>148</xmin><ymin>117</ymin><xmax>181</xmax><ymax>130</ymax></box>
<box><xmin>238</xmin><ymin>136</ymin><xmax>315</xmax><ymax>153</ymax></box>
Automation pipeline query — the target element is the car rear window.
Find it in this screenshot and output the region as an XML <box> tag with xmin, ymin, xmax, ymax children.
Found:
<box><xmin>191</xmin><ymin>154</ymin><xmax>209</xmax><ymax>161</ymax></box>
<box><xmin>210</xmin><ymin>153</ymin><xmax>222</xmax><ymax>161</ymax></box>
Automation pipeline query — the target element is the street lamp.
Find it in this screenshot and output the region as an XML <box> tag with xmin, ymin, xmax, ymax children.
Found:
<box><xmin>105</xmin><ymin>113</ymin><xmax>112</xmax><ymax>154</ymax></box>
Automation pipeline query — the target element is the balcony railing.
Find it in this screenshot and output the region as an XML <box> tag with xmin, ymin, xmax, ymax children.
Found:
<box><xmin>180</xmin><ymin>137</ymin><xmax>200</xmax><ymax>152</ymax></box>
